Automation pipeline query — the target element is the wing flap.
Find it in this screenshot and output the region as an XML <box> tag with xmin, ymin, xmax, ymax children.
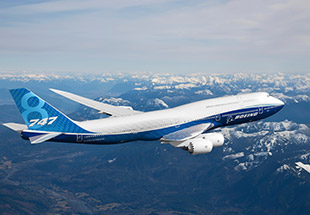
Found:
<box><xmin>50</xmin><ymin>88</ymin><xmax>142</xmax><ymax>117</ymax></box>
<box><xmin>29</xmin><ymin>132</ymin><xmax>62</xmax><ymax>144</ymax></box>
<box><xmin>160</xmin><ymin>123</ymin><xmax>213</xmax><ymax>145</ymax></box>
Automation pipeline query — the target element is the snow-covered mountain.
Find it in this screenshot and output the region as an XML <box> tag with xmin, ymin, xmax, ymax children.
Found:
<box><xmin>1</xmin><ymin>72</ymin><xmax>310</xmax><ymax>94</ymax></box>
<box><xmin>220</xmin><ymin>120</ymin><xmax>310</xmax><ymax>173</ymax></box>
<box><xmin>1</xmin><ymin>72</ymin><xmax>310</xmax><ymax>214</ymax></box>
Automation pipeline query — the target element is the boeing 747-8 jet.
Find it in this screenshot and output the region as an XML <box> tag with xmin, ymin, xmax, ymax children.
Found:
<box><xmin>3</xmin><ymin>88</ymin><xmax>284</xmax><ymax>155</ymax></box>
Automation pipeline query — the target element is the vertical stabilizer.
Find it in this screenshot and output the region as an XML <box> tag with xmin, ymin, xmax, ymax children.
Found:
<box><xmin>9</xmin><ymin>88</ymin><xmax>89</xmax><ymax>133</ymax></box>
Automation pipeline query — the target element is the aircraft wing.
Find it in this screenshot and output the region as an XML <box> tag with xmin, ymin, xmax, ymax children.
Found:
<box><xmin>160</xmin><ymin>123</ymin><xmax>213</xmax><ymax>147</ymax></box>
<box><xmin>50</xmin><ymin>88</ymin><xmax>142</xmax><ymax>117</ymax></box>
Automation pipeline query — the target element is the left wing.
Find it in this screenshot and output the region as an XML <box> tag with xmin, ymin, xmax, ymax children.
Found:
<box><xmin>50</xmin><ymin>88</ymin><xmax>142</xmax><ymax>117</ymax></box>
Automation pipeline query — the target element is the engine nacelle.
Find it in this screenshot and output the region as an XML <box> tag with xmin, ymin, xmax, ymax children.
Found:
<box><xmin>198</xmin><ymin>133</ymin><xmax>224</xmax><ymax>147</ymax></box>
<box><xmin>185</xmin><ymin>133</ymin><xmax>225</xmax><ymax>155</ymax></box>
<box><xmin>188</xmin><ymin>139</ymin><xmax>213</xmax><ymax>155</ymax></box>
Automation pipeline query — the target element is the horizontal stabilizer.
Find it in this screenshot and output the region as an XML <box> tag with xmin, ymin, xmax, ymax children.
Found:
<box><xmin>2</xmin><ymin>123</ymin><xmax>27</xmax><ymax>132</ymax></box>
<box><xmin>29</xmin><ymin>132</ymin><xmax>62</xmax><ymax>144</ymax></box>
<box><xmin>161</xmin><ymin>123</ymin><xmax>212</xmax><ymax>144</ymax></box>
<box><xmin>50</xmin><ymin>88</ymin><xmax>142</xmax><ymax>117</ymax></box>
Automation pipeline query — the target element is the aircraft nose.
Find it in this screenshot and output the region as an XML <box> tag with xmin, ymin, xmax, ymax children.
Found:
<box><xmin>277</xmin><ymin>98</ymin><xmax>284</xmax><ymax>106</ymax></box>
<box><xmin>279</xmin><ymin>99</ymin><xmax>285</xmax><ymax>106</ymax></box>
<box><xmin>272</xmin><ymin>96</ymin><xmax>285</xmax><ymax>107</ymax></box>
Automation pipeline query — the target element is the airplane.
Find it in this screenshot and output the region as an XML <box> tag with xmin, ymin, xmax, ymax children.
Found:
<box><xmin>3</xmin><ymin>88</ymin><xmax>284</xmax><ymax>155</ymax></box>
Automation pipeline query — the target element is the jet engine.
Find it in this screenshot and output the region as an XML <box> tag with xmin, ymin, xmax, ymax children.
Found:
<box><xmin>188</xmin><ymin>139</ymin><xmax>213</xmax><ymax>155</ymax></box>
<box><xmin>186</xmin><ymin>133</ymin><xmax>224</xmax><ymax>155</ymax></box>
<box><xmin>198</xmin><ymin>133</ymin><xmax>224</xmax><ymax>147</ymax></box>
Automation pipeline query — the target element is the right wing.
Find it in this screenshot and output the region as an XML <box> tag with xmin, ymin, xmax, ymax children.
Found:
<box><xmin>160</xmin><ymin>123</ymin><xmax>224</xmax><ymax>155</ymax></box>
<box><xmin>160</xmin><ymin>123</ymin><xmax>213</xmax><ymax>147</ymax></box>
<box><xmin>50</xmin><ymin>89</ymin><xmax>142</xmax><ymax>117</ymax></box>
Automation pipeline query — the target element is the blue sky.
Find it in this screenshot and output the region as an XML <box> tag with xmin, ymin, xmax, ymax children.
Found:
<box><xmin>0</xmin><ymin>0</ymin><xmax>309</xmax><ymax>74</ymax></box>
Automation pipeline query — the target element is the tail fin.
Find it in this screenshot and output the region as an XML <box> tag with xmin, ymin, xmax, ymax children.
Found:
<box><xmin>9</xmin><ymin>88</ymin><xmax>89</xmax><ymax>133</ymax></box>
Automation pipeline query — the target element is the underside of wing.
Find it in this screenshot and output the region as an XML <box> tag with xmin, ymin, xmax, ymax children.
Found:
<box><xmin>50</xmin><ymin>88</ymin><xmax>142</xmax><ymax>117</ymax></box>
<box><xmin>161</xmin><ymin>123</ymin><xmax>225</xmax><ymax>155</ymax></box>
<box><xmin>160</xmin><ymin>123</ymin><xmax>213</xmax><ymax>146</ymax></box>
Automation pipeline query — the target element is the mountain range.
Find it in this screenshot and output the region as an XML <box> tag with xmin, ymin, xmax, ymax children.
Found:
<box><xmin>0</xmin><ymin>72</ymin><xmax>309</xmax><ymax>214</ymax></box>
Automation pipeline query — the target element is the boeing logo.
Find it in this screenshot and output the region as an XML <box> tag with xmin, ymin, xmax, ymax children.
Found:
<box><xmin>235</xmin><ymin>112</ymin><xmax>258</xmax><ymax>120</ymax></box>
<box><xmin>226</xmin><ymin>112</ymin><xmax>259</xmax><ymax>124</ymax></box>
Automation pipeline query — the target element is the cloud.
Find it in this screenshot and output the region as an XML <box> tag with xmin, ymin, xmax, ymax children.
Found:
<box><xmin>0</xmin><ymin>0</ymin><xmax>310</xmax><ymax>73</ymax></box>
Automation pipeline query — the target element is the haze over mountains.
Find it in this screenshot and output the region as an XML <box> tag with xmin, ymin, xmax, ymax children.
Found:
<box><xmin>0</xmin><ymin>72</ymin><xmax>310</xmax><ymax>214</ymax></box>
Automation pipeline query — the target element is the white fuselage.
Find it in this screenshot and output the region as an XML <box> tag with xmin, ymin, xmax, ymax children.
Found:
<box><xmin>9</xmin><ymin>88</ymin><xmax>284</xmax><ymax>146</ymax></box>
<box><xmin>76</xmin><ymin>92</ymin><xmax>284</xmax><ymax>135</ymax></box>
